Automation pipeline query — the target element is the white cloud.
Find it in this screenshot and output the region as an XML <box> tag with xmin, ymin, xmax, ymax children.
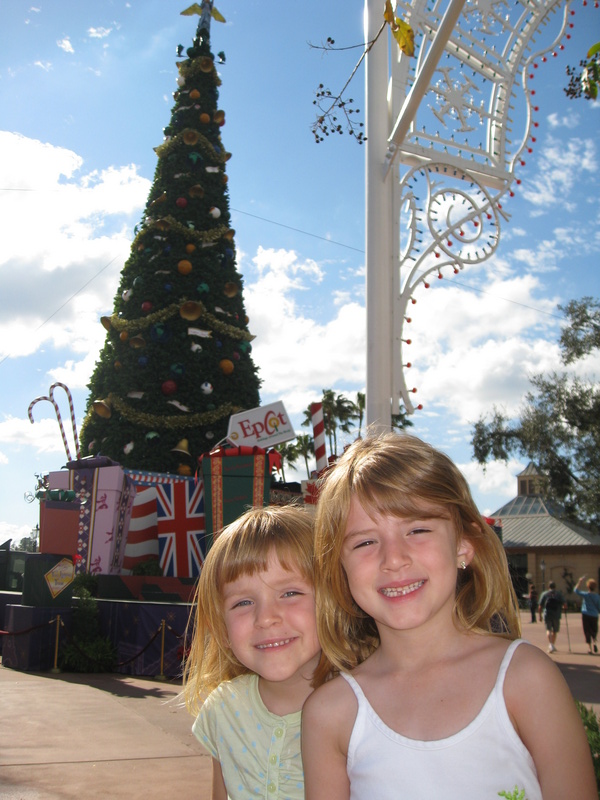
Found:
<box><xmin>459</xmin><ymin>457</ymin><xmax>525</xmax><ymax>515</ymax></box>
<box><xmin>0</xmin><ymin>415</ymin><xmax>71</xmax><ymax>455</ymax></box>
<box><xmin>57</xmin><ymin>37</ymin><xmax>74</xmax><ymax>54</ymax></box>
<box><xmin>0</xmin><ymin>132</ymin><xmax>149</xmax><ymax>361</ymax></box>
<box><xmin>88</xmin><ymin>27</ymin><xmax>112</xmax><ymax>39</ymax></box>
<box><xmin>521</xmin><ymin>135</ymin><xmax>597</xmax><ymax>208</ymax></box>
<box><xmin>0</xmin><ymin>521</ymin><xmax>35</xmax><ymax>543</ymax></box>
<box><xmin>34</xmin><ymin>61</ymin><xmax>52</xmax><ymax>72</ymax></box>
<box><xmin>547</xmin><ymin>112</ymin><xmax>580</xmax><ymax>129</ymax></box>
<box><xmin>243</xmin><ymin>248</ymin><xmax>365</xmax><ymax>409</ymax></box>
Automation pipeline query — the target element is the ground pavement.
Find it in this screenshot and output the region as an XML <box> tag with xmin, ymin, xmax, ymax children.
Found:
<box><xmin>1</xmin><ymin>609</ymin><xmax>598</xmax><ymax>799</ymax></box>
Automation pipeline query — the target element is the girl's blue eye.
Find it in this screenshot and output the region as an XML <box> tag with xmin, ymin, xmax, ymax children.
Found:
<box><xmin>232</xmin><ymin>599</ymin><xmax>252</xmax><ymax>608</ymax></box>
<box><xmin>353</xmin><ymin>539</ymin><xmax>374</xmax><ymax>549</ymax></box>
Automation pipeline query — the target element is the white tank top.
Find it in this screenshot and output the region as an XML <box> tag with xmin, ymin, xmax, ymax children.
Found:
<box><xmin>342</xmin><ymin>639</ymin><xmax>542</xmax><ymax>800</ymax></box>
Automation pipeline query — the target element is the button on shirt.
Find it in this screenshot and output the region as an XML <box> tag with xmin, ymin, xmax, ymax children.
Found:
<box><xmin>193</xmin><ymin>673</ymin><xmax>305</xmax><ymax>800</ymax></box>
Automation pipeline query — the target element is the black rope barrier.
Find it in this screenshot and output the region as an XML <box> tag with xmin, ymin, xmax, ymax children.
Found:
<box><xmin>0</xmin><ymin>618</ymin><xmax>58</xmax><ymax>637</ymax></box>
<box><xmin>115</xmin><ymin>625</ymin><xmax>163</xmax><ymax>668</ymax></box>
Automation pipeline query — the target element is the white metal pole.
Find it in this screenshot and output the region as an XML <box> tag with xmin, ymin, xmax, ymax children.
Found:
<box><xmin>365</xmin><ymin>0</ymin><xmax>393</xmax><ymax>432</ymax></box>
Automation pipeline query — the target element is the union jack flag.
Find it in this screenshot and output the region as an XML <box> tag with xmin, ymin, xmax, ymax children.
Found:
<box><xmin>156</xmin><ymin>478</ymin><xmax>206</xmax><ymax>577</ymax></box>
<box><xmin>121</xmin><ymin>486</ymin><xmax>160</xmax><ymax>573</ymax></box>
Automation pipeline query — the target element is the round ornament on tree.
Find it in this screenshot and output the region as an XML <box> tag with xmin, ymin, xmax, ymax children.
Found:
<box><xmin>161</xmin><ymin>380</ymin><xmax>178</xmax><ymax>396</ymax></box>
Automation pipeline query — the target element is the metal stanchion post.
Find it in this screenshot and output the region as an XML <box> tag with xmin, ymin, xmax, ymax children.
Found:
<box><xmin>51</xmin><ymin>615</ymin><xmax>61</xmax><ymax>674</ymax></box>
<box><xmin>156</xmin><ymin>619</ymin><xmax>166</xmax><ymax>681</ymax></box>
<box><xmin>564</xmin><ymin>606</ymin><xmax>571</xmax><ymax>652</ymax></box>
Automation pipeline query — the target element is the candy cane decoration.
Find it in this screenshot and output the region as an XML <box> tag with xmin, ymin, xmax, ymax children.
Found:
<box><xmin>28</xmin><ymin>382</ymin><xmax>81</xmax><ymax>461</ymax></box>
<box><xmin>310</xmin><ymin>402</ymin><xmax>328</xmax><ymax>473</ymax></box>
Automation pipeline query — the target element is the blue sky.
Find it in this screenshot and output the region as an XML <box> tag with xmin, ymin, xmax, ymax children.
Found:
<box><xmin>0</xmin><ymin>0</ymin><xmax>599</xmax><ymax>543</ymax></box>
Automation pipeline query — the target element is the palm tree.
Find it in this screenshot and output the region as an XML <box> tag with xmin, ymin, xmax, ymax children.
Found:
<box><xmin>302</xmin><ymin>389</ymin><xmax>357</xmax><ymax>458</ymax></box>
<box><xmin>321</xmin><ymin>389</ymin><xmax>337</xmax><ymax>455</ymax></box>
<box><xmin>274</xmin><ymin>441</ymin><xmax>299</xmax><ymax>483</ymax></box>
<box><xmin>354</xmin><ymin>391</ymin><xmax>365</xmax><ymax>438</ymax></box>
<box><xmin>392</xmin><ymin>405</ymin><xmax>414</xmax><ymax>431</ymax></box>
<box><xmin>332</xmin><ymin>393</ymin><xmax>356</xmax><ymax>455</ymax></box>
<box><xmin>294</xmin><ymin>434</ymin><xmax>315</xmax><ymax>478</ymax></box>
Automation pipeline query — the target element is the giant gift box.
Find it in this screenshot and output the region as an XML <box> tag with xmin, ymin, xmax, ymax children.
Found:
<box><xmin>47</xmin><ymin>457</ymin><xmax>135</xmax><ymax>575</ymax></box>
<box><xmin>200</xmin><ymin>446</ymin><xmax>275</xmax><ymax>548</ymax></box>
<box><xmin>124</xmin><ymin>470</ymin><xmax>207</xmax><ymax>578</ymax></box>
<box><xmin>39</xmin><ymin>491</ymin><xmax>80</xmax><ymax>557</ymax></box>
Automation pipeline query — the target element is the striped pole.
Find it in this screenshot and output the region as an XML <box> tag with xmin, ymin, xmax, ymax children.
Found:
<box><xmin>28</xmin><ymin>382</ymin><xmax>81</xmax><ymax>461</ymax></box>
<box><xmin>310</xmin><ymin>402</ymin><xmax>327</xmax><ymax>473</ymax></box>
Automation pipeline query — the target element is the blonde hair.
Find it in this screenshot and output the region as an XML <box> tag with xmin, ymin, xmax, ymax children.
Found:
<box><xmin>312</xmin><ymin>432</ymin><xmax>521</xmax><ymax>685</ymax></box>
<box><xmin>183</xmin><ymin>505</ymin><xmax>325</xmax><ymax>714</ymax></box>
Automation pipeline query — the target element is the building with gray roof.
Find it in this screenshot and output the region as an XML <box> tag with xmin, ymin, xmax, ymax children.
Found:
<box><xmin>491</xmin><ymin>462</ymin><xmax>600</xmax><ymax>602</ymax></box>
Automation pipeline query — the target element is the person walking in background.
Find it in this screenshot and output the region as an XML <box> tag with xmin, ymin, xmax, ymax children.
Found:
<box><xmin>528</xmin><ymin>583</ymin><xmax>539</xmax><ymax>623</ymax></box>
<box><xmin>574</xmin><ymin>576</ymin><xmax>600</xmax><ymax>655</ymax></box>
<box><xmin>538</xmin><ymin>581</ymin><xmax>565</xmax><ymax>654</ymax></box>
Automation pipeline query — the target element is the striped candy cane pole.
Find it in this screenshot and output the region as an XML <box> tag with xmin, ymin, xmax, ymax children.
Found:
<box><xmin>28</xmin><ymin>382</ymin><xmax>80</xmax><ymax>461</ymax></box>
<box><xmin>28</xmin><ymin>392</ymin><xmax>71</xmax><ymax>460</ymax></box>
<box><xmin>310</xmin><ymin>402</ymin><xmax>328</xmax><ymax>473</ymax></box>
<box><xmin>50</xmin><ymin>382</ymin><xmax>81</xmax><ymax>460</ymax></box>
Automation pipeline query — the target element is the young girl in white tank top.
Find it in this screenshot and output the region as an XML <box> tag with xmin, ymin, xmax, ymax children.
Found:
<box><xmin>302</xmin><ymin>433</ymin><xmax>596</xmax><ymax>799</ymax></box>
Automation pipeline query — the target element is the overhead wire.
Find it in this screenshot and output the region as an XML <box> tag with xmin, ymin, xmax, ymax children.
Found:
<box><xmin>0</xmin><ymin>188</ymin><xmax>564</xmax><ymax>370</ymax></box>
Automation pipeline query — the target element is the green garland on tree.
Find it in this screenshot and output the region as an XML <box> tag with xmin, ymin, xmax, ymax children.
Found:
<box><xmin>80</xmin><ymin>5</ymin><xmax>261</xmax><ymax>475</ymax></box>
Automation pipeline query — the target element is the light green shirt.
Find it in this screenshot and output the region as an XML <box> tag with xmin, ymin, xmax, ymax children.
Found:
<box><xmin>193</xmin><ymin>673</ymin><xmax>305</xmax><ymax>800</ymax></box>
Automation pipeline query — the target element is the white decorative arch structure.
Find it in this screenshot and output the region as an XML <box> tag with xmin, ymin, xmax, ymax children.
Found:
<box><xmin>364</xmin><ymin>0</ymin><xmax>576</xmax><ymax>426</ymax></box>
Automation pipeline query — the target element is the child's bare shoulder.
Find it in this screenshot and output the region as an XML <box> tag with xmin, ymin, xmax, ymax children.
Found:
<box><xmin>303</xmin><ymin>674</ymin><xmax>357</xmax><ymax>757</ymax></box>
<box><xmin>503</xmin><ymin>640</ymin><xmax>574</xmax><ymax>719</ymax></box>
<box><xmin>304</xmin><ymin>674</ymin><xmax>357</xmax><ymax>724</ymax></box>
<box><xmin>507</xmin><ymin>638</ymin><xmax>561</xmax><ymax>679</ymax></box>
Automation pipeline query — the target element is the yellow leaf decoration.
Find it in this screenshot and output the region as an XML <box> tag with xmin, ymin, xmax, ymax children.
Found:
<box><xmin>384</xmin><ymin>1</ymin><xmax>415</xmax><ymax>57</ymax></box>
<box><xmin>383</xmin><ymin>0</ymin><xmax>396</xmax><ymax>25</ymax></box>
<box><xmin>181</xmin><ymin>3</ymin><xmax>204</xmax><ymax>15</ymax></box>
<box><xmin>391</xmin><ymin>18</ymin><xmax>415</xmax><ymax>56</ymax></box>
<box><xmin>180</xmin><ymin>2</ymin><xmax>226</xmax><ymax>23</ymax></box>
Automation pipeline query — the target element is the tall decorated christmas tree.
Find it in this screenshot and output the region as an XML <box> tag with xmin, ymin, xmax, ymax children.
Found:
<box><xmin>81</xmin><ymin>3</ymin><xmax>261</xmax><ymax>476</ymax></box>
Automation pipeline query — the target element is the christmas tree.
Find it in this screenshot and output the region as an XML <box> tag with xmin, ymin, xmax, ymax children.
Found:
<box><xmin>80</xmin><ymin>3</ymin><xmax>261</xmax><ymax>476</ymax></box>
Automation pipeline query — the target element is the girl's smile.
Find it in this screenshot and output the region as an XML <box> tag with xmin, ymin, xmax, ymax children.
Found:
<box><xmin>379</xmin><ymin>579</ymin><xmax>426</xmax><ymax>598</ymax></box>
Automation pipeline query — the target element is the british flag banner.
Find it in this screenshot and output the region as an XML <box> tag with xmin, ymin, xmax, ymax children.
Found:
<box><xmin>156</xmin><ymin>478</ymin><xmax>206</xmax><ymax>577</ymax></box>
<box><xmin>121</xmin><ymin>486</ymin><xmax>159</xmax><ymax>573</ymax></box>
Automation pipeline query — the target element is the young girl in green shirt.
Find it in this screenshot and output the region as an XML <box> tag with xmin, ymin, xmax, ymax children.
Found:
<box><xmin>183</xmin><ymin>505</ymin><xmax>327</xmax><ymax>800</ymax></box>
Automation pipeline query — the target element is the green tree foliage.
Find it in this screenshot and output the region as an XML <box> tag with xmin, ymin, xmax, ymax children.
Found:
<box><xmin>60</xmin><ymin>574</ymin><xmax>116</xmax><ymax>673</ymax></box>
<box><xmin>294</xmin><ymin>435</ymin><xmax>315</xmax><ymax>478</ymax></box>
<box><xmin>10</xmin><ymin>536</ymin><xmax>37</xmax><ymax>552</ymax></box>
<box><xmin>559</xmin><ymin>297</ymin><xmax>600</xmax><ymax>363</ymax></box>
<box><xmin>565</xmin><ymin>42</ymin><xmax>600</xmax><ymax>100</ymax></box>
<box><xmin>274</xmin><ymin>441</ymin><xmax>299</xmax><ymax>483</ymax></box>
<box><xmin>354</xmin><ymin>391</ymin><xmax>365</xmax><ymax>438</ymax></box>
<box><xmin>576</xmin><ymin>702</ymin><xmax>600</xmax><ymax>795</ymax></box>
<box><xmin>302</xmin><ymin>388</ymin><xmax>413</xmax><ymax>463</ymax></box>
<box><xmin>471</xmin><ymin>298</ymin><xmax>600</xmax><ymax>527</ymax></box>
<box><xmin>80</xmin><ymin>13</ymin><xmax>260</xmax><ymax>475</ymax></box>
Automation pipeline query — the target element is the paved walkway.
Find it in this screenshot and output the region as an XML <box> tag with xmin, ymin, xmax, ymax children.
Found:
<box><xmin>1</xmin><ymin>610</ymin><xmax>598</xmax><ymax>799</ymax></box>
